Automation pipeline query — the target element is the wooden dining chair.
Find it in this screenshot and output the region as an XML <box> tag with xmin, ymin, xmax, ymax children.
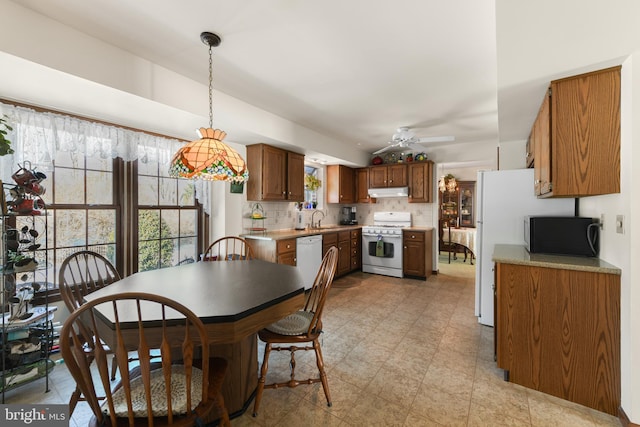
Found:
<box><xmin>252</xmin><ymin>246</ymin><xmax>339</xmax><ymax>417</ymax></box>
<box><xmin>438</xmin><ymin>219</ymin><xmax>457</xmax><ymax>263</ymax></box>
<box><xmin>61</xmin><ymin>291</ymin><xmax>230</xmax><ymax>427</ymax></box>
<box><xmin>59</xmin><ymin>250</ymin><xmax>122</xmax><ymax>415</ymax></box>
<box><xmin>202</xmin><ymin>236</ymin><xmax>254</xmax><ymax>261</ymax></box>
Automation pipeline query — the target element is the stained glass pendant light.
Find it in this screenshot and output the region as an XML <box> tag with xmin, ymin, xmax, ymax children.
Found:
<box><xmin>169</xmin><ymin>32</ymin><xmax>248</xmax><ymax>182</ymax></box>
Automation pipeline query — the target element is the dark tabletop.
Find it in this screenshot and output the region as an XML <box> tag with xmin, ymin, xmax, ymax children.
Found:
<box><xmin>85</xmin><ymin>259</ymin><xmax>305</xmax><ymax>326</ymax></box>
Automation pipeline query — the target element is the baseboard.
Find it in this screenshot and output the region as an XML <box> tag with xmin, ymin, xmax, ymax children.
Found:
<box><xmin>619</xmin><ymin>406</ymin><xmax>639</xmax><ymax>427</ymax></box>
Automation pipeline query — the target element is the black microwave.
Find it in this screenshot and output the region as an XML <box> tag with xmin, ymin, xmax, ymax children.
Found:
<box><xmin>524</xmin><ymin>216</ymin><xmax>599</xmax><ymax>257</ymax></box>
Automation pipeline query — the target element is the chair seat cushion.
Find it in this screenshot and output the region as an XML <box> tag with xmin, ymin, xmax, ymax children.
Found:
<box><xmin>266</xmin><ymin>310</ymin><xmax>314</xmax><ymax>336</ymax></box>
<box><xmin>107</xmin><ymin>365</ymin><xmax>203</xmax><ymax>417</ymax></box>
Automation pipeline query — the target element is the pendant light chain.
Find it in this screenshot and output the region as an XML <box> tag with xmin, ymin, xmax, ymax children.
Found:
<box><xmin>208</xmin><ymin>43</ymin><xmax>214</xmax><ymax>129</ymax></box>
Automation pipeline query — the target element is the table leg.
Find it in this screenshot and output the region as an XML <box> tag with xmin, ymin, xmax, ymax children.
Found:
<box><xmin>211</xmin><ymin>334</ymin><xmax>258</xmax><ymax>417</ymax></box>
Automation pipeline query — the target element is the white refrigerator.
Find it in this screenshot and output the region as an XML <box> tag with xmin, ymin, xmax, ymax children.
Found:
<box><xmin>475</xmin><ymin>169</ymin><xmax>574</xmax><ymax>326</ymax></box>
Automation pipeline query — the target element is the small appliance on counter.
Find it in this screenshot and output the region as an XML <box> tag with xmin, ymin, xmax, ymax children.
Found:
<box><xmin>340</xmin><ymin>206</ymin><xmax>357</xmax><ymax>225</ymax></box>
<box><xmin>295</xmin><ymin>209</ymin><xmax>305</xmax><ymax>230</ymax></box>
<box><xmin>524</xmin><ymin>216</ymin><xmax>599</xmax><ymax>257</ymax></box>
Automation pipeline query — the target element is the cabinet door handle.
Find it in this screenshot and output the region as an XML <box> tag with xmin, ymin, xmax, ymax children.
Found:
<box><xmin>404</xmin><ymin>246</ymin><xmax>407</xmax><ymax>249</ymax></box>
<box><xmin>411</xmin><ymin>235</ymin><xmax>415</xmax><ymax>239</ymax></box>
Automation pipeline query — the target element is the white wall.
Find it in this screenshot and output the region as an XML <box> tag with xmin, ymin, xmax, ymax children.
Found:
<box><xmin>498</xmin><ymin>139</ymin><xmax>528</xmax><ymax>170</ymax></box>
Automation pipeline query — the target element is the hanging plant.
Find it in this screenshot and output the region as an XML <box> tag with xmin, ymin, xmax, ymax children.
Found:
<box><xmin>304</xmin><ymin>174</ymin><xmax>321</xmax><ymax>191</ymax></box>
<box><xmin>0</xmin><ymin>115</ymin><xmax>14</xmax><ymax>156</ymax></box>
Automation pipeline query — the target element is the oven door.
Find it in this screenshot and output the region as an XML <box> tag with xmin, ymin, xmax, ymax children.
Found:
<box><xmin>361</xmin><ymin>233</ymin><xmax>403</xmax><ymax>277</ymax></box>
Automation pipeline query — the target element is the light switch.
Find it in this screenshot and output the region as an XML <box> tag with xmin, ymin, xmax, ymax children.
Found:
<box><xmin>616</xmin><ymin>215</ymin><xmax>624</xmax><ymax>234</ymax></box>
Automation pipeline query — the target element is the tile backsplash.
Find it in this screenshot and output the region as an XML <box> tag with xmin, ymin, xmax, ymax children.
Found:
<box><xmin>243</xmin><ymin>199</ymin><xmax>434</xmax><ymax>233</ymax></box>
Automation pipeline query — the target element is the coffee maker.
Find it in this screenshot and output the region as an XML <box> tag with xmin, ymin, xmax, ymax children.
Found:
<box><xmin>340</xmin><ymin>206</ymin><xmax>357</xmax><ymax>225</ymax></box>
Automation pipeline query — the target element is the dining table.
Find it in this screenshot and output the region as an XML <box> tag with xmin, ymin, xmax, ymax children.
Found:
<box><xmin>444</xmin><ymin>227</ymin><xmax>477</xmax><ymax>263</ymax></box>
<box><xmin>83</xmin><ymin>259</ymin><xmax>305</xmax><ymax>417</ymax></box>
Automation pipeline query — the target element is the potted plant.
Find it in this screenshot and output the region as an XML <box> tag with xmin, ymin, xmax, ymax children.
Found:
<box><xmin>0</xmin><ymin>115</ymin><xmax>14</xmax><ymax>156</ymax></box>
<box><xmin>304</xmin><ymin>174</ymin><xmax>321</xmax><ymax>191</ymax></box>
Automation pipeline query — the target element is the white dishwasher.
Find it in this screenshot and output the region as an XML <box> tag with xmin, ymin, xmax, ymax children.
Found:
<box><xmin>296</xmin><ymin>235</ymin><xmax>323</xmax><ymax>290</ymax></box>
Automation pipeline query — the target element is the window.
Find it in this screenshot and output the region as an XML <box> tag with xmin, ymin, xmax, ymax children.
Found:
<box><xmin>49</xmin><ymin>147</ymin><xmax>121</xmax><ymax>276</ymax></box>
<box><xmin>0</xmin><ymin>102</ymin><xmax>209</xmax><ymax>296</ymax></box>
<box><xmin>304</xmin><ymin>165</ymin><xmax>322</xmax><ymax>209</ymax></box>
<box><xmin>135</xmin><ymin>157</ymin><xmax>200</xmax><ymax>271</ymax></box>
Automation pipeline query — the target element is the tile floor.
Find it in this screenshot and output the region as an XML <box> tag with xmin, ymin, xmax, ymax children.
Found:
<box><xmin>2</xmin><ymin>256</ymin><xmax>622</xmax><ymax>426</ymax></box>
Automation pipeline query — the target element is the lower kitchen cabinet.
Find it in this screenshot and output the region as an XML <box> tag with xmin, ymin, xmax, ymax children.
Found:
<box><xmin>495</xmin><ymin>261</ymin><xmax>620</xmax><ymax>415</ymax></box>
<box><xmin>402</xmin><ymin>229</ymin><xmax>433</xmax><ymax>279</ymax></box>
<box><xmin>246</xmin><ymin>237</ymin><xmax>297</xmax><ymax>266</ymax></box>
<box><xmin>350</xmin><ymin>229</ymin><xmax>361</xmax><ymax>271</ymax></box>
<box><xmin>324</xmin><ymin>230</ymin><xmax>360</xmax><ymax>277</ymax></box>
<box><xmin>337</xmin><ymin>231</ymin><xmax>352</xmax><ymax>277</ymax></box>
<box><xmin>276</xmin><ymin>238</ymin><xmax>297</xmax><ymax>266</ymax></box>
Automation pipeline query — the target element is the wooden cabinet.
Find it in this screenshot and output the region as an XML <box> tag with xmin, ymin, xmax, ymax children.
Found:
<box><xmin>369</xmin><ymin>164</ymin><xmax>407</xmax><ymax>188</ymax></box>
<box><xmin>402</xmin><ymin>229</ymin><xmax>433</xmax><ymax>279</ymax></box>
<box><xmin>323</xmin><ymin>229</ymin><xmax>360</xmax><ymax>277</ymax></box>
<box><xmin>495</xmin><ymin>262</ymin><xmax>620</xmax><ymax>415</ymax></box>
<box><xmin>322</xmin><ymin>232</ymin><xmax>337</xmax><ymax>257</ymax></box>
<box><xmin>532</xmin><ymin>66</ymin><xmax>620</xmax><ymax>197</ymax></box>
<box><xmin>286</xmin><ymin>152</ymin><xmax>305</xmax><ymax>201</ymax></box>
<box><xmin>525</xmin><ymin>128</ymin><xmax>535</xmax><ymax>168</ymax></box>
<box><xmin>336</xmin><ymin>231</ymin><xmax>352</xmax><ymax>276</ymax></box>
<box><xmin>276</xmin><ymin>238</ymin><xmax>297</xmax><ymax>266</ymax></box>
<box><xmin>457</xmin><ymin>181</ymin><xmax>475</xmax><ymax>227</ymax></box>
<box><xmin>326</xmin><ymin>165</ymin><xmax>355</xmax><ymax>204</ymax></box>
<box><xmin>439</xmin><ymin>189</ymin><xmax>458</xmax><ymax>226</ymax></box>
<box><xmin>350</xmin><ymin>229</ymin><xmax>361</xmax><ymax>271</ymax></box>
<box><xmin>247</xmin><ymin>237</ymin><xmax>297</xmax><ymax>266</ymax></box>
<box><xmin>355</xmin><ymin>168</ymin><xmax>375</xmax><ymax>203</ymax></box>
<box><xmin>407</xmin><ymin>161</ymin><xmax>433</xmax><ymax>203</ymax></box>
<box><xmin>246</xmin><ymin>144</ymin><xmax>304</xmax><ymax>202</ymax></box>
<box><xmin>438</xmin><ymin>181</ymin><xmax>475</xmax><ymax>227</ymax></box>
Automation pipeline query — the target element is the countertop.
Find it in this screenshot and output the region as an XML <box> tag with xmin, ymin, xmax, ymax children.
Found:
<box><xmin>241</xmin><ymin>225</ymin><xmax>435</xmax><ymax>241</ymax></box>
<box><xmin>492</xmin><ymin>244</ymin><xmax>621</xmax><ymax>275</ymax></box>
<box><xmin>241</xmin><ymin>225</ymin><xmax>362</xmax><ymax>241</ymax></box>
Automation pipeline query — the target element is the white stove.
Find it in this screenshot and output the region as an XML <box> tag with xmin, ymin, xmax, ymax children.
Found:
<box><xmin>362</xmin><ymin>212</ymin><xmax>411</xmax><ymax>278</ymax></box>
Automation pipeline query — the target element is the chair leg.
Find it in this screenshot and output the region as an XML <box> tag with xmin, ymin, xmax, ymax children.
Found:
<box><xmin>253</xmin><ymin>342</ymin><xmax>272</xmax><ymax>417</ymax></box>
<box><xmin>68</xmin><ymin>385</ymin><xmax>82</xmax><ymax>415</ymax></box>
<box><xmin>313</xmin><ymin>338</ymin><xmax>332</xmax><ymax>407</ymax></box>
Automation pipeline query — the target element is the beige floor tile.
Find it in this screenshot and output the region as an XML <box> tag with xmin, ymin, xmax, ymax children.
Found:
<box><xmin>410</xmin><ymin>383</ymin><xmax>470</xmax><ymax>426</ymax></box>
<box><xmin>365</xmin><ymin>363</ymin><xmax>423</xmax><ymax>409</ymax></box>
<box><xmin>342</xmin><ymin>394</ymin><xmax>409</xmax><ymax>426</ymax></box>
<box><xmin>467</xmin><ymin>400</ymin><xmax>531</xmax><ymax>426</ymax></box>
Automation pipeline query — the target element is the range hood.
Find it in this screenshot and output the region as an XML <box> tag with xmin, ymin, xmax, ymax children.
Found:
<box><xmin>367</xmin><ymin>187</ymin><xmax>409</xmax><ymax>198</ymax></box>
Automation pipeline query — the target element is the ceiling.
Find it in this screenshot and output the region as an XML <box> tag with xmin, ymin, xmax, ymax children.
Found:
<box><xmin>7</xmin><ymin>0</ymin><xmax>640</xmax><ymax>167</ymax></box>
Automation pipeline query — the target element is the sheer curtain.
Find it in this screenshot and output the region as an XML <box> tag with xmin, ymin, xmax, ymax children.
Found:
<box><xmin>0</xmin><ymin>102</ymin><xmax>211</xmax><ymax>213</ymax></box>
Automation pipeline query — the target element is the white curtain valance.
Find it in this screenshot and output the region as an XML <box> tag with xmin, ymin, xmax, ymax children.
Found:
<box><xmin>0</xmin><ymin>103</ymin><xmax>211</xmax><ymax>213</ymax></box>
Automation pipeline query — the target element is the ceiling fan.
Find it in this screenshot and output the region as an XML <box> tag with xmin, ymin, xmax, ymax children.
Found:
<box><xmin>372</xmin><ymin>127</ymin><xmax>455</xmax><ymax>155</ymax></box>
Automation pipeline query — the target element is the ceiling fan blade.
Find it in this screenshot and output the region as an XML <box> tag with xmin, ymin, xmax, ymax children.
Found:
<box><xmin>417</xmin><ymin>136</ymin><xmax>455</xmax><ymax>143</ymax></box>
<box><xmin>372</xmin><ymin>144</ymin><xmax>398</xmax><ymax>155</ymax></box>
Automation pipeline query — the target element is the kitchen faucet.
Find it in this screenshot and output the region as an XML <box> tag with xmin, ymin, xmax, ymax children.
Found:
<box><xmin>311</xmin><ymin>210</ymin><xmax>325</xmax><ymax>228</ymax></box>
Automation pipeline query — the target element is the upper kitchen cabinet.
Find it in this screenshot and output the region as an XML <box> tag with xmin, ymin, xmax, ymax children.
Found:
<box><xmin>532</xmin><ymin>66</ymin><xmax>620</xmax><ymax>198</ymax></box>
<box><xmin>369</xmin><ymin>164</ymin><xmax>407</xmax><ymax>188</ymax></box>
<box><xmin>326</xmin><ymin>165</ymin><xmax>355</xmax><ymax>204</ymax></box>
<box><xmin>246</xmin><ymin>144</ymin><xmax>305</xmax><ymax>202</ymax></box>
<box><xmin>407</xmin><ymin>161</ymin><xmax>433</xmax><ymax>203</ymax></box>
<box><xmin>355</xmin><ymin>167</ymin><xmax>376</xmax><ymax>203</ymax></box>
